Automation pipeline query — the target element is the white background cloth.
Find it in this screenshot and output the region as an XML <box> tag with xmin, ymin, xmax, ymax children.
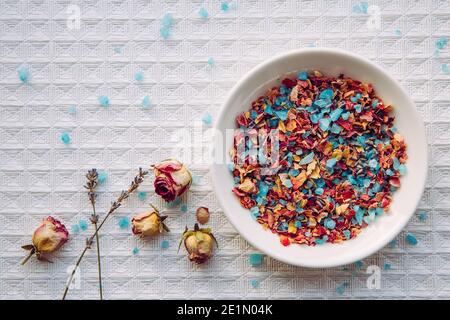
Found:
<box><xmin>1</xmin><ymin>0</ymin><xmax>449</xmax><ymax>299</ymax></box>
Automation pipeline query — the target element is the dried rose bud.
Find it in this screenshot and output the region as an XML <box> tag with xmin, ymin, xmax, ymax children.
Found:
<box><xmin>131</xmin><ymin>205</ymin><xmax>169</xmax><ymax>237</ymax></box>
<box><xmin>178</xmin><ymin>223</ymin><xmax>218</xmax><ymax>264</ymax></box>
<box><xmin>21</xmin><ymin>216</ymin><xmax>69</xmax><ymax>265</ymax></box>
<box><xmin>196</xmin><ymin>207</ymin><xmax>210</xmax><ymax>224</ymax></box>
<box><xmin>152</xmin><ymin>159</ymin><xmax>192</xmax><ymax>202</ymax></box>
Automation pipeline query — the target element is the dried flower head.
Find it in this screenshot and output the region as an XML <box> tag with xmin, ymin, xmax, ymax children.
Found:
<box><xmin>196</xmin><ymin>207</ymin><xmax>210</xmax><ymax>224</ymax></box>
<box><xmin>131</xmin><ymin>205</ymin><xmax>169</xmax><ymax>237</ymax></box>
<box><xmin>178</xmin><ymin>223</ymin><xmax>218</xmax><ymax>264</ymax></box>
<box><xmin>21</xmin><ymin>216</ymin><xmax>69</xmax><ymax>265</ymax></box>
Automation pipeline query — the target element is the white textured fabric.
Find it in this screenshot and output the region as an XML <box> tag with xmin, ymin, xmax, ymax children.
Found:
<box><xmin>1</xmin><ymin>0</ymin><xmax>449</xmax><ymax>299</ymax></box>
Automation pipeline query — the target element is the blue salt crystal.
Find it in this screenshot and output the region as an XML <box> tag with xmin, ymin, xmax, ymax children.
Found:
<box><xmin>161</xmin><ymin>240</ymin><xmax>170</xmax><ymax>249</ymax></box>
<box><xmin>406</xmin><ymin>233</ymin><xmax>418</xmax><ymax>245</ymax></box>
<box><xmin>142</xmin><ymin>95</ymin><xmax>151</xmax><ymax>109</ymax></box>
<box><xmin>202</xmin><ymin>113</ymin><xmax>213</xmax><ymax>125</ymax></box>
<box><xmin>60</xmin><ymin>132</ymin><xmax>71</xmax><ymax>145</ymax></box>
<box><xmin>118</xmin><ymin>217</ymin><xmax>130</xmax><ymax>229</ymax></box>
<box><xmin>98</xmin><ymin>171</ymin><xmax>107</xmax><ymax>184</ymax></box>
<box><xmin>134</xmin><ymin>71</ymin><xmax>144</xmax><ymax>82</ymax></box>
<box><xmin>18</xmin><ymin>67</ymin><xmax>29</xmax><ymax>83</ymax></box>
<box><xmin>79</xmin><ymin>219</ymin><xmax>88</xmax><ymax>231</ymax></box>
<box><xmin>138</xmin><ymin>191</ymin><xmax>147</xmax><ymax>201</ymax></box>
<box><xmin>98</xmin><ymin>95</ymin><xmax>110</xmax><ymax>107</ymax></box>
<box><xmin>199</xmin><ymin>7</ymin><xmax>209</xmax><ymax>19</ymax></box>
<box><xmin>249</xmin><ymin>253</ymin><xmax>263</xmax><ymax>267</ymax></box>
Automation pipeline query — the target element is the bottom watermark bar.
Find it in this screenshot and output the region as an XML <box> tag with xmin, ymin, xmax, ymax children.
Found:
<box><xmin>0</xmin><ymin>300</ymin><xmax>443</xmax><ymax>318</ymax></box>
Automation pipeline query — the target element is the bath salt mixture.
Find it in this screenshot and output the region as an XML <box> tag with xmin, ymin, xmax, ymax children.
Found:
<box><xmin>229</xmin><ymin>71</ymin><xmax>408</xmax><ymax>246</ymax></box>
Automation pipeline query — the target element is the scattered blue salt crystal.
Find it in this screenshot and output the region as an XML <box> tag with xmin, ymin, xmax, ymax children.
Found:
<box><xmin>221</xmin><ymin>2</ymin><xmax>230</xmax><ymax>11</ymax></box>
<box><xmin>166</xmin><ymin>197</ymin><xmax>182</xmax><ymax>208</ymax></box>
<box><xmin>299</xmin><ymin>152</ymin><xmax>314</xmax><ymax>165</ymax></box>
<box><xmin>442</xmin><ymin>63</ymin><xmax>450</xmax><ymax>74</ymax></box>
<box><xmin>113</xmin><ymin>47</ymin><xmax>122</xmax><ymax>54</ymax></box>
<box><xmin>134</xmin><ymin>71</ymin><xmax>144</xmax><ymax>82</ymax></box>
<box><xmin>353</xmin><ymin>2</ymin><xmax>369</xmax><ymax>14</ymax></box>
<box><xmin>71</xmin><ymin>224</ymin><xmax>80</xmax><ymax>234</ymax></box>
<box><xmin>315</xmin><ymin>237</ymin><xmax>326</xmax><ymax>245</ymax></box>
<box><xmin>398</xmin><ymin>164</ymin><xmax>407</xmax><ymax>175</ymax></box>
<box><xmin>98</xmin><ymin>95</ymin><xmax>110</xmax><ymax>107</ymax></box>
<box><xmin>67</xmin><ymin>105</ymin><xmax>77</xmax><ymax>114</ymax></box>
<box><xmin>138</xmin><ymin>191</ymin><xmax>147</xmax><ymax>201</ymax></box>
<box><xmin>199</xmin><ymin>7</ymin><xmax>209</xmax><ymax>20</ymax></box>
<box><xmin>250</xmin><ymin>206</ymin><xmax>260</xmax><ymax>220</ymax></box>
<box><xmin>180</xmin><ymin>204</ymin><xmax>188</xmax><ymax>213</ymax></box>
<box><xmin>418</xmin><ymin>211</ymin><xmax>427</xmax><ymax>221</ymax></box>
<box><xmin>162</xmin><ymin>13</ymin><xmax>173</xmax><ymax>27</ymax></box>
<box><xmin>343</xmin><ymin>230</ymin><xmax>351</xmax><ymax>240</ymax></box>
<box><xmin>282</xmin><ymin>179</ymin><xmax>293</xmax><ymax>188</ymax></box>
<box><xmin>324</xmin><ymin>219</ymin><xmax>336</xmax><ymax>230</ymax></box>
<box><xmin>132</xmin><ymin>247</ymin><xmax>140</xmax><ymax>255</ymax></box>
<box><xmin>395</xmin><ymin>29</ymin><xmax>402</xmax><ymax>36</ymax></box>
<box><xmin>330</xmin><ymin>108</ymin><xmax>344</xmax><ymax>121</ymax></box>
<box><xmin>330</xmin><ymin>123</ymin><xmax>342</xmax><ymax>134</ymax></box>
<box><xmin>160</xmin><ymin>27</ymin><xmax>171</xmax><ymax>39</ymax></box>
<box><xmin>192</xmin><ymin>174</ymin><xmax>201</xmax><ymax>185</ymax></box>
<box><xmin>161</xmin><ymin>240</ymin><xmax>170</xmax><ymax>249</ymax></box>
<box><xmin>160</xmin><ymin>13</ymin><xmax>173</xmax><ymax>39</ymax></box>
<box><xmin>98</xmin><ymin>171</ymin><xmax>107</xmax><ymax>184</ymax></box>
<box><xmin>250</xmin><ymin>279</ymin><xmax>260</xmax><ymax>289</ymax></box>
<box><xmin>336</xmin><ymin>282</ymin><xmax>349</xmax><ymax>295</ymax></box>
<box><xmin>249</xmin><ymin>253</ymin><xmax>263</xmax><ymax>267</ymax></box>
<box><xmin>142</xmin><ymin>95</ymin><xmax>151</xmax><ymax>109</ymax></box>
<box><xmin>389</xmin><ymin>239</ymin><xmax>398</xmax><ymax>248</ymax></box>
<box><xmin>309</xmin><ymin>113</ymin><xmax>319</xmax><ymax>124</ymax></box>
<box><xmin>298</xmin><ymin>71</ymin><xmax>308</xmax><ymax>80</ymax></box>
<box><xmin>383</xmin><ymin>263</ymin><xmax>391</xmax><ymax>270</ymax></box>
<box><xmin>436</xmin><ymin>37</ymin><xmax>448</xmax><ymax>50</ymax></box>
<box><xmin>202</xmin><ymin>113</ymin><xmax>213</xmax><ymax>125</ymax></box>
<box><xmin>341</xmin><ymin>112</ymin><xmax>350</xmax><ymax>120</ymax></box>
<box><xmin>207</xmin><ymin>57</ymin><xmax>215</xmax><ymax>66</ymax></box>
<box><xmin>18</xmin><ymin>67</ymin><xmax>29</xmax><ymax>83</ymax></box>
<box><xmin>118</xmin><ymin>217</ymin><xmax>130</xmax><ymax>229</ymax></box>
<box><xmin>319</xmin><ymin>118</ymin><xmax>331</xmax><ymax>131</ymax></box>
<box><xmin>357</xmin><ymin>2</ymin><xmax>369</xmax><ymax>14</ymax></box>
<box><xmin>369</xmin><ymin>159</ymin><xmax>378</xmax><ymax>168</ymax></box>
<box><xmin>319</xmin><ymin>89</ymin><xmax>334</xmax><ymax>100</ymax></box>
<box><xmin>79</xmin><ymin>219</ymin><xmax>88</xmax><ymax>231</ymax></box>
<box><xmin>393</xmin><ymin>157</ymin><xmax>400</xmax><ymax>170</ymax></box>
<box><xmin>326</xmin><ymin>158</ymin><xmax>337</xmax><ymax>168</ymax></box>
<box><xmin>354</xmin><ymin>104</ymin><xmax>362</xmax><ymax>113</ymax></box>
<box><xmin>275</xmin><ymin>109</ymin><xmax>288</xmax><ymax>121</ymax></box>
<box><xmin>227</xmin><ymin>163</ymin><xmax>235</xmax><ymax>172</ymax></box>
<box><xmin>60</xmin><ymin>132</ymin><xmax>71</xmax><ymax>145</ymax></box>
<box><xmin>406</xmin><ymin>233</ymin><xmax>418</xmax><ymax>245</ymax></box>
<box><xmin>315</xmin><ymin>187</ymin><xmax>324</xmax><ymax>195</ymax></box>
<box><xmin>355</xmin><ymin>260</ymin><xmax>364</xmax><ymax>269</ymax></box>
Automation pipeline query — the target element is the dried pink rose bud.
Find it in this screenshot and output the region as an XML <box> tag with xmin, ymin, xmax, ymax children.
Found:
<box><xmin>178</xmin><ymin>223</ymin><xmax>218</xmax><ymax>264</ymax></box>
<box><xmin>152</xmin><ymin>159</ymin><xmax>192</xmax><ymax>202</ymax></box>
<box><xmin>21</xmin><ymin>216</ymin><xmax>69</xmax><ymax>265</ymax></box>
<box><xmin>196</xmin><ymin>207</ymin><xmax>210</xmax><ymax>224</ymax></box>
<box><xmin>131</xmin><ymin>206</ymin><xmax>169</xmax><ymax>237</ymax></box>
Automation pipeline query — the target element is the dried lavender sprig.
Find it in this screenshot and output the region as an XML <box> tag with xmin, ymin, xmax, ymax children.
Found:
<box><xmin>62</xmin><ymin>168</ymin><xmax>148</xmax><ymax>300</ymax></box>
<box><xmin>84</xmin><ymin>169</ymin><xmax>103</xmax><ymax>300</ymax></box>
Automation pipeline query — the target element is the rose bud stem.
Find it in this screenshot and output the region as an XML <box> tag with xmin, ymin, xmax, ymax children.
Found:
<box><xmin>20</xmin><ymin>246</ymin><xmax>35</xmax><ymax>265</ymax></box>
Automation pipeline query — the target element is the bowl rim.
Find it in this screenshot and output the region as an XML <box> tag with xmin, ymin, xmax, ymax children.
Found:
<box><xmin>210</xmin><ymin>47</ymin><xmax>428</xmax><ymax>268</ymax></box>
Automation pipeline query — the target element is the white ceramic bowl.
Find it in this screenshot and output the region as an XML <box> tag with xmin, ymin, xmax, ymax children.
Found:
<box><xmin>211</xmin><ymin>48</ymin><xmax>427</xmax><ymax>268</ymax></box>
